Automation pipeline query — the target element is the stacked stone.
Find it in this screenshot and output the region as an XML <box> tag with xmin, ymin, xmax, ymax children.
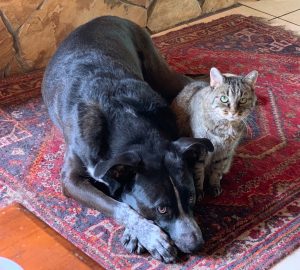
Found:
<box><xmin>0</xmin><ymin>0</ymin><xmax>236</xmax><ymax>78</ymax></box>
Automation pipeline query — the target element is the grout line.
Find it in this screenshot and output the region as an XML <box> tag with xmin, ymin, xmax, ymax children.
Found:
<box><xmin>241</xmin><ymin>4</ymin><xmax>300</xmax><ymax>22</ymax></box>
<box><xmin>270</xmin><ymin>9</ymin><xmax>300</xmax><ymax>26</ymax></box>
<box><xmin>240</xmin><ymin>4</ymin><xmax>300</xmax><ymax>26</ymax></box>
<box><xmin>271</xmin><ymin>9</ymin><xmax>300</xmax><ymax>19</ymax></box>
<box><xmin>268</xmin><ymin>17</ymin><xmax>300</xmax><ymax>27</ymax></box>
<box><xmin>239</xmin><ymin>4</ymin><xmax>277</xmax><ymax>18</ymax></box>
<box><xmin>276</xmin><ymin>8</ymin><xmax>300</xmax><ymax>19</ymax></box>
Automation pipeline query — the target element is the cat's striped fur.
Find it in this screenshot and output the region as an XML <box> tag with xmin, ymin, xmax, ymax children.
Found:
<box><xmin>171</xmin><ymin>68</ymin><xmax>258</xmax><ymax>198</ymax></box>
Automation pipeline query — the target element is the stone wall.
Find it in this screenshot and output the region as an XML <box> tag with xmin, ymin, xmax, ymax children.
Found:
<box><xmin>0</xmin><ymin>0</ymin><xmax>237</xmax><ymax>78</ymax></box>
<box><xmin>147</xmin><ymin>0</ymin><xmax>237</xmax><ymax>32</ymax></box>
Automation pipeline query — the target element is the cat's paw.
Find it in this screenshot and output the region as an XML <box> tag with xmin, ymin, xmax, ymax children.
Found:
<box><xmin>209</xmin><ymin>185</ymin><xmax>222</xmax><ymax>197</ymax></box>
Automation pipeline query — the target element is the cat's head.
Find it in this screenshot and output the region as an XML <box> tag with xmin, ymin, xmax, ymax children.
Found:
<box><xmin>208</xmin><ymin>67</ymin><xmax>258</xmax><ymax>122</ymax></box>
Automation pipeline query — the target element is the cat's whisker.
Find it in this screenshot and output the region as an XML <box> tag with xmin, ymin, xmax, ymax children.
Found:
<box><xmin>201</xmin><ymin>109</ymin><xmax>215</xmax><ymax>113</ymax></box>
<box><xmin>231</xmin><ymin>159</ymin><xmax>239</xmax><ymax>166</ymax></box>
<box><xmin>201</xmin><ymin>111</ymin><xmax>210</xmax><ymax>117</ymax></box>
<box><xmin>246</xmin><ymin>116</ymin><xmax>256</xmax><ymax>123</ymax></box>
<box><xmin>242</xmin><ymin>119</ymin><xmax>253</xmax><ymax>138</ymax></box>
<box><xmin>245</xmin><ymin>118</ymin><xmax>257</xmax><ymax>128</ymax></box>
<box><xmin>245</xmin><ymin>120</ymin><xmax>255</xmax><ymax>127</ymax></box>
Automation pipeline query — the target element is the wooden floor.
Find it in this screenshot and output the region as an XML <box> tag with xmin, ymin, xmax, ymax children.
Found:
<box><xmin>0</xmin><ymin>203</ymin><xmax>104</xmax><ymax>270</ymax></box>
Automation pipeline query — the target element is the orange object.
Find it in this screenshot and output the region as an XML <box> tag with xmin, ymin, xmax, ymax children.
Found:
<box><xmin>0</xmin><ymin>204</ymin><xmax>103</xmax><ymax>270</ymax></box>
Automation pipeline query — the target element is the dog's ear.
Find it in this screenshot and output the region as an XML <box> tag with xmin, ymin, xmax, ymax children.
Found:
<box><xmin>173</xmin><ymin>137</ymin><xmax>214</xmax><ymax>166</ymax></box>
<box><xmin>92</xmin><ymin>151</ymin><xmax>141</xmax><ymax>196</ymax></box>
<box><xmin>94</xmin><ymin>151</ymin><xmax>141</xmax><ymax>180</ymax></box>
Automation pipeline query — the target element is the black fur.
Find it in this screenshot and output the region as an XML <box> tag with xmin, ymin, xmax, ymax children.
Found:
<box><xmin>42</xmin><ymin>16</ymin><xmax>213</xmax><ymax>262</ymax></box>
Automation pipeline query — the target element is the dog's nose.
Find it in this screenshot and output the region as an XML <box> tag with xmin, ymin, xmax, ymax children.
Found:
<box><xmin>190</xmin><ymin>235</ymin><xmax>205</xmax><ymax>252</ymax></box>
<box><xmin>181</xmin><ymin>232</ymin><xmax>205</xmax><ymax>253</ymax></box>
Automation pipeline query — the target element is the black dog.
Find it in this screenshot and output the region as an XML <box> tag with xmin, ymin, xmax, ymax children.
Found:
<box><xmin>42</xmin><ymin>16</ymin><xmax>213</xmax><ymax>263</ymax></box>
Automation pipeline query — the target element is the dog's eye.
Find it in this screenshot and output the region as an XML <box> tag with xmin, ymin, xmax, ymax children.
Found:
<box><xmin>157</xmin><ymin>206</ymin><xmax>168</xmax><ymax>214</ymax></box>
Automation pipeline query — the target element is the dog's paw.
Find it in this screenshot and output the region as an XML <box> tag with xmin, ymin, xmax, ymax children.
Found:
<box><xmin>132</xmin><ymin>219</ymin><xmax>178</xmax><ymax>263</ymax></box>
<box><xmin>209</xmin><ymin>185</ymin><xmax>222</xmax><ymax>197</ymax></box>
<box><xmin>121</xmin><ymin>228</ymin><xmax>145</xmax><ymax>254</ymax></box>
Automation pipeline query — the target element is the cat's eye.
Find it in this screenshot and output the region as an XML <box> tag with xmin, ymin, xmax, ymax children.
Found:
<box><xmin>157</xmin><ymin>206</ymin><xmax>168</xmax><ymax>214</ymax></box>
<box><xmin>239</xmin><ymin>97</ymin><xmax>247</xmax><ymax>104</ymax></box>
<box><xmin>220</xmin><ymin>95</ymin><xmax>229</xmax><ymax>103</ymax></box>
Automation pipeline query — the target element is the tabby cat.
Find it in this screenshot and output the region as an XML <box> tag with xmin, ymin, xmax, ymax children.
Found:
<box><xmin>171</xmin><ymin>67</ymin><xmax>258</xmax><ymax>199</ymax></box>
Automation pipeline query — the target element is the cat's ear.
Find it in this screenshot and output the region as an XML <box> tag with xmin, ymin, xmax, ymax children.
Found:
<box><xmin>243</xmin><ymin>70</ymin><xmax>258</xmax><ymax>87</ymax></box>
<box><xmin>210</xmin><ymin>67</ymin><xmax>224</xmax><ymax>88</ymax></box>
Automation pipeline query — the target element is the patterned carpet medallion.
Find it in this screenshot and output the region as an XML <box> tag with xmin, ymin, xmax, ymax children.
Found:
<box><xmin>0</xmin><ymin>15</ymin><xmax>299</xmax><ymax>269</ymax></box>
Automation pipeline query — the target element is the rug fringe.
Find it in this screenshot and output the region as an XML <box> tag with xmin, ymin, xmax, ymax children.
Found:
<box><xmin>153</xmin><ymin>14</ymin><xmax>300</xmax><ymax>39</ymax></box>
<box><xmin>249</xmin><ymin>15</ymin><xmax>300</xmax><ymax>38</ymax></box>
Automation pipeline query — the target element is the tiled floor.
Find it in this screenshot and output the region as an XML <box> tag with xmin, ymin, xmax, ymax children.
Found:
<box><xmin>153</xmin><ymin>1</ymin><xmax>300</xmax><ymax>269</ymax></box>
<box><xmin>152</xmin><ymin>0</ymin><xmax>300</xmax><ymax>37</ymax></box>
<box><xmin>239</xmin><ymin>0</ymin><xmax>300</xmax><ymax>34</ymax></box>
<box><xmin>239</xmin><ymin>0</ymin><xmax>300</xmax><ymax>17</ymax></box>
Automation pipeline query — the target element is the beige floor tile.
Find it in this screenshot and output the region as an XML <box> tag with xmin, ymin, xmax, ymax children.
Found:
<box><xmin>272</xmin><ymin>248</ymin><xmax>300</xmax><ymax>270</ymax></box>
<box><xmin>269</xmin><ymin>18</ymin><xmax>300</xmax><ymax>35</ymax></box>
<box><xmin>193</xmin><ymin>5</ymin><xmax>274</xmax><ymax>22</ymax></box>
<box><xmin>280</xmin><ymin>10</ymin><xmax>300</xmax><ymax>25</ymax></box>
<box><xmin>239</xmin><ymin>0</ymin><xmax>300</xmax><ymax>17</ymax></box>
<box><xmin>152</xmin><ymin>6</ymin><xmax>274</xmax><ymax>37</ymax></box>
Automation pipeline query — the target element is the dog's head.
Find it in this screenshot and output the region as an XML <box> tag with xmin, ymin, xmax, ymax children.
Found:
<box><xmin>93</xmin><ymin>137</ymin><xmax>213</xmax><ymax>254</ymax></box>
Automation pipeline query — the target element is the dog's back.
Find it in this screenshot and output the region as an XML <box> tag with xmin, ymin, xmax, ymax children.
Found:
<box><xmin>43</xmin><ymin>16</ymin><xmax>179</xmax><ymax>160</ymax></box>
<box><xmin>43</xmin><ymin>16</ymin><xmax>191</xmax><ymax>125</ymax></box>
<box><xmin>42</xmin><ymin>17</ymin><xmax>142</xmax><ymax>122</ymax></box>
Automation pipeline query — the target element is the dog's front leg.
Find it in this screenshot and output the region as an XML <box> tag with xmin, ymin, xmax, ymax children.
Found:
<box><xmin>61</xmin><ymin>150</ymin><xmax>177</xmax><ymax>263</ymax></box>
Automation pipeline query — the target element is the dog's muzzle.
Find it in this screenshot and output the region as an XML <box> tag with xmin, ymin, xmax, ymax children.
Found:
<box><xmin>169</xmin><ymin>216</ymin><xmax>204</xmax><ymax>253</ymax></box>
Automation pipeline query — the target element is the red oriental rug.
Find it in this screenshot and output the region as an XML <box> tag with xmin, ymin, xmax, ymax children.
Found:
<box><xmin>0</xmin><ymin>15</ymin><xmax>299</xmax><ymax>270</ymax></box>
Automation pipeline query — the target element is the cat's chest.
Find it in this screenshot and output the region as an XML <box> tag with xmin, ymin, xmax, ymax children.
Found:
<box><xmin>212</xmin><ymin>132</ymin><xmax>240</xmax><ymax>147</ymax></box>
<box><xmin>193</xmin><ymin>122</ymin><xmax>242</xmax><ymax>150</ymax></box>
<box><xmin>190</xmin><ymin>112</ymin><xmax>244</xmax><ymax>153</ymax></box>
<box><xmin>207</xmin><ymin>136</ymin><xmax>238</xmax><ymax>162</ymax></box>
